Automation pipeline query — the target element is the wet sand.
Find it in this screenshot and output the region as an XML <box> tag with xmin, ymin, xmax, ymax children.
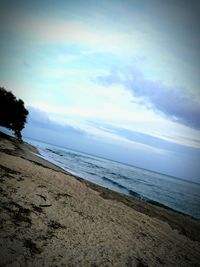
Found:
<box><xmin>0</xmin><ymin>132</ymin><xmax>200</xmax><ymax>266</ymax></box>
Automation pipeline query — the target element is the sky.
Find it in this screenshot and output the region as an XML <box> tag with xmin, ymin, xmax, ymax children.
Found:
<box><xmin>0</xmin><ymin>0</ymin><xmax>200</xmax><ymax>182</ymax></box>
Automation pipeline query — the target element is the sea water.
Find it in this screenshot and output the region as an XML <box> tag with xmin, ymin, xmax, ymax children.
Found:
<box><xmin>26</xmin><ymin>138</ymin><xmax>200</xmax><ymax>220</ymax></box>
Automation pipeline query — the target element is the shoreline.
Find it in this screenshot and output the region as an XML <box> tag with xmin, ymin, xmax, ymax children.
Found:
<box><xmin>40</xmin><ymin>150</ymin><xmax>198</xmax><ymax>221</ymax></box>
<box><xmin>4</xmin><ymin>132</ymin><xmax>199</xmax><ymax>221</ymax></box>
<box><xmin>1</xmin><ymin>132</ymin><xmax>200</xmax><ymax>266</ymax></box>
<box><xmin>11</xmin><ymin>132</ymin><xmax>200</xmax><ymax>223</ymax></box>
<box><xmin>29</xmin><ymin>136</ymin><xmax>199</xmax><ymax>221</ymax></box>
<box><xmin>27</xmin><ymin>135</ymin><xmax>200</xmax><ymax>188</ymax></box>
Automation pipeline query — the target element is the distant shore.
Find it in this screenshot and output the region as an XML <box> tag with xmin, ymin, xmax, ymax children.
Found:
<box><xmin>0</xmin><ymin>132</ymin><xmax>200</xmax><ymax>266</ymax></box>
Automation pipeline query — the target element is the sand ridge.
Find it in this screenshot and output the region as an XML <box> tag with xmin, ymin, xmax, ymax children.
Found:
<box><xmin>0</xmin><ymin>133</ymin><xmax>200</xmax><ymax>266</ymax></box>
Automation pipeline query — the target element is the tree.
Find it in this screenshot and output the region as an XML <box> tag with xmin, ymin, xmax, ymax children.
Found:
<box><xmin>0</xmin><ymin>87</ymin><xmax>29</xmax><ymax>140</ymax></box>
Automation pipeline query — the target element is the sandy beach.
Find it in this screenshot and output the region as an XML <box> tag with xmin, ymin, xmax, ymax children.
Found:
<box><xmin>0</xmin><ymin>132</ymin><xmax>200</xmax><ymax>267</ymax></box>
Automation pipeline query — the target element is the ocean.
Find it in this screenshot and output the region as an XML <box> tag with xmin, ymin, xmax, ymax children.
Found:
<box><xmin>26</xmin><ymin>138</ymin><xmax>200</xmax><ymax>220</ymax></box>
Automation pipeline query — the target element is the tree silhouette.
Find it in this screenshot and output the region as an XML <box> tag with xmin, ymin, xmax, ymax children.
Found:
<box><xmin>0</xmin><ymin>87</ymin><xmax>29</xmax><ymax>140</ymax></box>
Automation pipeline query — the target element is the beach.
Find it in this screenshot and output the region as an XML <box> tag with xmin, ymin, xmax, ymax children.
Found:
<box><xmin>0</xmin><ymin>132</ymin><xmax>200</xmax><ymax>266</ymax></box>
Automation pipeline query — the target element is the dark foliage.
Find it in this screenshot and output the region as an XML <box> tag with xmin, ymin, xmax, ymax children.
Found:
<box><xmin>0</xmin><ymin>87</ymin><xmax>28</xmax><ymax>140</ymax></box>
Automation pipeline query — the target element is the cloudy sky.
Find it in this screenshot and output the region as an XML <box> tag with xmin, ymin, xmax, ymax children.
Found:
<box><xmin>0</xmin><ymin>0</ymin><xmax>200</xmax><ymax>182</ymax></box>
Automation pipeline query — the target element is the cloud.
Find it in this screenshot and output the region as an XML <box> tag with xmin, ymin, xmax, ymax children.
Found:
<box><xmin>87</xmin><ymin>119</ymin><xmax>200</xmax><ymax>150</ymax></box>
<box><xmin>96</xmin><ymin>67</ymin><xmax>200</xmax><ymax>129</ymax></box>
<box><xmin>106</xmin><ymin>125</ymin><xmax>200</xmax><ymax>154</ymax></box>
<box><xmin>27</xmin><ymin>107</ymin><xmax>86</xmax><ymax>136</ymax></box>
<box><xmin>24</xmin><ymin>107</ymin><xmax>166</xmax><ymax>155</ymax></box>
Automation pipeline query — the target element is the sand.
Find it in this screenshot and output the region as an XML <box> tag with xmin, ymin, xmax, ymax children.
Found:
<box><xmin>0</xmin><ymin>132</ymin><xmax>200</xmax><ymax>267</ymax></box>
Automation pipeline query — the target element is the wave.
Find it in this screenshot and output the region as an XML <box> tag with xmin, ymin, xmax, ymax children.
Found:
<box><xmin>128</xmin><ymin>189</ymin><xmax>148</xmax><ymax>200</ymax></box>
<box><xmin>46</xmin><ymin>148</ymin><xmax>63</xmax><ymax>157</ymax></box>
<box><xmin>101</xmin><ymin>176</ymin><xmax>146</xmax><ymax>201</ymax></box>
<box><xmin>83</xmin><ymin>161</ymin><xmax>107</xmax><ymax>171</ymax></box>
<box><xmin>101</xmin><ymin>176</ymin><xmax>127</xmax><ymax>190</ymax></box>
<box><xmin>111</xmin><ymin>172</ymin><xmax>132</xmax><ymax>182</ymax></box>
